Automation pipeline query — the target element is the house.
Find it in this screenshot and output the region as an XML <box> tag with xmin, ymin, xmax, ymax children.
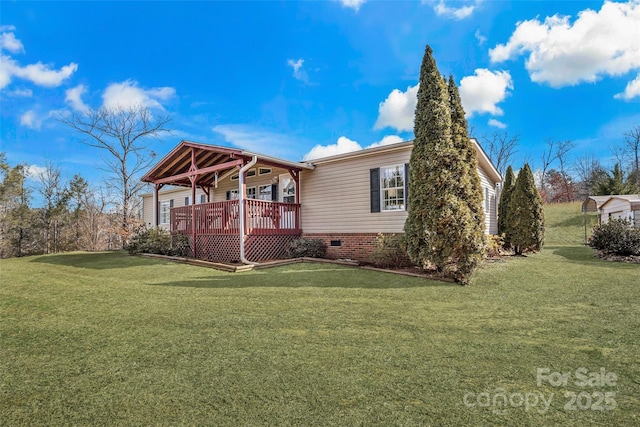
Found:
<box><xmin>140</xmin><ymin>139</ymin><xmax>501</xmax><ymax>263</ymax></box>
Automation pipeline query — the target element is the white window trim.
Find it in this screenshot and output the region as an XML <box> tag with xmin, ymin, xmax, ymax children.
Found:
<box><xmin>159</xmin><ymin>201</ymin><xmax>171</xmax><ymax>224</ymax></box>
<box><xmin>380</xmin><ymin>164</ymin><xmax>405</xmax><ymax>212</ymax></box>
<box><xmin>258</xmin><ymin>167</ymin><xmax>272</xmax><ymax>176</ymax></box>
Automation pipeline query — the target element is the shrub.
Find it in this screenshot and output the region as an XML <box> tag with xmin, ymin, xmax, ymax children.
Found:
<box><xmin>288</xmin><ymin>238</ymin><xmax>327</xmax><ymax>258</ymax></box>
<box><xmin>589</xmin><ymin>218</ymin><xmax>640</xmax><ymax>256</ymax></box>
<box><xmin>127</xmin><ymin>227</ymin><xmax>189</xmax><ymax>256</ymax></box>
<box><xmin>485</xmin><ymin>234</ymin><xmax>504</xmax><ymax>258</ymax></box>
<box><xmin>369</xmin><ymin>233</ymin><xmax>413</xmax><ymax>268</ymax></box>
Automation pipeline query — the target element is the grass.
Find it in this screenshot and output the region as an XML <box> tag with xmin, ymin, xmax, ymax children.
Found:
<box><xmin>1</xmin><ymin>203</ymin><xmax>639</xmax><ymax>426</ymax></box>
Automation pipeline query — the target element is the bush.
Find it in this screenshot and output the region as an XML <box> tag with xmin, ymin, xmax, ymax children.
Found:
<box><xmin>127</xmin><ymin>227</ymin><xmax>189</xmax><ymax>256</ymax></box>
<box><xmin>369</xmin><ymin>233</ymin><xmax>413</xmax><ymax>268</ymax></box>
<box><xmin>485</xmin><ymin>234</ymin><xmax>504</xmax><ymax>258</ymax></box>
<box><xmin>288</xmin><ymin>238</ymin><xmax>327</xmax><ymax>258</ymax></box>
<box><xmin>589</xmin><ymin>218</ymin><xmax>640</xmax><ymax>256</ymax></box>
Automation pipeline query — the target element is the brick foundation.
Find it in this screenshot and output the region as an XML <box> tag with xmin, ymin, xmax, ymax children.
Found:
<box><xmin>302</xmin><ymin>233</ymin><xmax>385</xmax><ymax>262</ymax></box>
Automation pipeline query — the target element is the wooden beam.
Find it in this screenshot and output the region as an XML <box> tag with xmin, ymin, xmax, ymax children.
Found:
<box><xmin>151</xmin><ymin>159</ymin><xmax>243</xmax><ymax>185</ymax></box>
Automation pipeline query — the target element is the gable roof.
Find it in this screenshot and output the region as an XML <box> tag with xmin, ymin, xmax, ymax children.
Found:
<box><xmin>141</xmin><ymin>140</ymin><xmax>314</xmax><ymax>188</ymax></box>
<box><xmin>599</xmin><ymin>194</ymin><xmax>640</xmax><ymax>210</ymax></box>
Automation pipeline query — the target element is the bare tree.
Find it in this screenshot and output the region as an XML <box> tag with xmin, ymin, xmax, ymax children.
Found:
<box><xmin>574</xmin><ymin>154</ymin><xmax>606</xmax><ymax>197</ymax></box>
<box><xmin>34</xmin><ymin>163</ymin><xmax>70</xmax><ymax>254</ymax></box>
<box><xmin>480</xmin><ymin>131</ymin><xmax>519</xmax><ymax>177</ymax></box>
<box><xmin>539</xmin><ymin>139</ymin><xmax>574</xmax><ymax>202</ymax></box>
<box><xmin>555</xmin><ymin>139</ymin><xmax>576</xmax><ymax>202</ymax></box>
<box><xmin>624</xmin><ymin>125</ymin><xmax>640</xmax><ymax>191</ymax></box>
<box><xmin>60</xmin><ymin>106</ymin><xmax>171</xmax><ymax>245</ymax></box>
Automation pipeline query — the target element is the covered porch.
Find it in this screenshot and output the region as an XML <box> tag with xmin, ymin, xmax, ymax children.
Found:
<box><xmin>142</xmin><ymin>141</ymin><xmax>313</xmax><ymax>263</ymax></box>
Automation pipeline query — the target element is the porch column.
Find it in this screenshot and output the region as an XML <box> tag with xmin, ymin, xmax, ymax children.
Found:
<box><xmin>190</xmin><ymin>147</ymin><xmax>198</xmax><ymax>258</ymax></box>
<box><xmin>154</xmin><ymin>184</ymin><xmax>160</xmax><ymax>227</ymax></box>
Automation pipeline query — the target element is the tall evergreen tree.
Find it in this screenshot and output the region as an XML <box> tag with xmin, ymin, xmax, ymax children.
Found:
<box><xmin>498</xmin><ymin>165</ymin><xmax>515</xmax><ymax>242</ymax></box>
<box><xmin>507</xmin><ymin>164</ymin><xmax>544</xmax><ymax>255</ymax></box>
<box><xmin>447</xmin><ymin>75</ymin><xmax>485</xmax><ymax>280</ymax></box>
<box><xmin>404</xmin><ymin>45</ymin><xmax>483</xmax><ymax>284</ymax></box>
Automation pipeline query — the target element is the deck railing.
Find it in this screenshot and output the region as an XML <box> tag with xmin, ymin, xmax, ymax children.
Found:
<box><xmin>170</xmin><ymin>199</ymin><xmax>300</xmax><ymax>236</ymax></box>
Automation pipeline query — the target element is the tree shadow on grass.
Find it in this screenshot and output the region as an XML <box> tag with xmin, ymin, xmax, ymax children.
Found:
<box><xmin>30</xmin><ymin>251</ymin><xmax>168</xmax><ymax>270</ymax></box>
<box><xmin>148</xmin><ymin>267</ymin><xmax>456</xmax><ymax>289</ymax></box>
<box><xmin>547</xmin><ymin>245</ymin><xmax>640</xmax><ymax>270</ymax></box>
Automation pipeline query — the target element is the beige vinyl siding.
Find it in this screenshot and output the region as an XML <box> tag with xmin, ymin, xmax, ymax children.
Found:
<box><xmin>478</xmin><ymin>166</ymin><xmax>498</xmax><ymax>234</ymax></box>
<box><xmin>301</xmin><ymin>148</ymin><xmax>410</xmax><ymax>234</ymax></box>
<box><xmin>301</xmin><ymin>145</ymin><xmax>499</xmax><ymax>235</ymax></box>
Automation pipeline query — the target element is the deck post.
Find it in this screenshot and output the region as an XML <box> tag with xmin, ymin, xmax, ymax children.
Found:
<box><xmin>190</xmin><ymin>147</ymin><xmax>197</xmax><ymax>258</ymax></box>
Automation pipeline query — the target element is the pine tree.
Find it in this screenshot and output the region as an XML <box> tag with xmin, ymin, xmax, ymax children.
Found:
<box><xmin>404</xmin><ymin>45</ymin><xmax>483</xmax><ymax>284</ymax></box>
<box><xmin>498</xmin><ymin>165</ymin><xmax>515</xmax><ymax>243</ymax></box>
<box><xmin>447</xmin><ymin>75</ymin><xmax>485</xmax><ymax>282</ymax></box>
<box><xmin>507</xmin><ymin>164</ymin><xmax>544</xmax><ymax>255</ymax></box>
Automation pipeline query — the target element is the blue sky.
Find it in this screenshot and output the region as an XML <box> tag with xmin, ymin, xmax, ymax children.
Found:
<box><xmin>1</xmin><ymin>0</ymin><xmax>639</xmax><ymax>191</ymax></box>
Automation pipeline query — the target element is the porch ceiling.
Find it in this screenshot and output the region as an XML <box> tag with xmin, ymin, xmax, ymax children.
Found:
<box><xmin>142</xmin><ymin>140</ymin><xmax>313</xmax><ymax>188</ymax></box>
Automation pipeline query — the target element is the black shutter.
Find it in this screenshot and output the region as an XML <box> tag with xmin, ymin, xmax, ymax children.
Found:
<box><xmin>184</xmin><ymin>196</ymin><xmax>189</xmax><ymax>206</ymax></box>
<box><xmin>169</xmin><ymin>199</ymin><xmax>174</xmax><ymax>208</ymax></box>
<box><xmin>226</xmin><ymin>190</ymin><xmax>231</xmax><ymax>200</ymax></box>
<box><xmin>370</xmin><ymin>168</ymin><xmax>380</xmax><ymax>213</ymax></box>
<box><xmin>404</xmin><ymin>163</ymin><xmax>410</xmax><ymax>211</ymax></box>
<box><xmin>271</xmin><ymin>184</ymin><xmax>278</xmax><ymax>201</ymax></box>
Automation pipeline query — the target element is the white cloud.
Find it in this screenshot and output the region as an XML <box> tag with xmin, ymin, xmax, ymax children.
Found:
<box><xmin>25</xmin><ymin>164</ymin><xmax>47</xmax><ymax>180</ymax></box>
<box><xmin>459</xmin><ymin>69</ymin><xmax>513</xmax><ymax>117</ymax></box>
<box><xmin>101</xmin><ymin>80</ymin><xmax>175</xmax><ymax>110</ymax></box>
<box><xmin>0</xmin><ymin>27</ymin><xmax>77</xmax><ymax>90</ymax></box>
<box><xmin>488</xmin><ymin>118</ymin><xmax>507</xmax><ymax>129</ymax></box>
<box><xmin>339</xmin><ymin>0</ymin><xmax>366</xmax><ymax>11</ymax></box>
<box><xmin>431</xmin><ymin>0</ymin><xmax>479</xmax><ymax>20</ymax></box>
<box><xmin>212</xmin><ymin>124</ymin><xmax>300</xmax><ymax>158</ymax></box>
<box><xmin>0</xmin><ymin>31</ymin><xmax>24</xmax><ymax>53</ymax></box>
<box><xmin>303</xmin><ymin>135</ymin><xmax>406</xmax><ymax>161</ymax></box>
<box><xmin>303</xmin><ymin>136</ymin><xmax>363</xmax><ymax>161</ymax></box>
<box><xmin>615</xmin><ymin>73</ymin><xmax>640</xmax><ymax>100</ymax></box>
<box><xmin>489</xmin><ymin>1</ymin><xmax>640</xmax><ymax>88</ymax></box>
<box><xmin>5</xmin><ymin>88</ymin><xmax>32</xmax><ymax>97</ymax></box>
<box><xmin>0</xmin><ymin>54</ymin><xmax>78</xmax><ymax>89</ymax></box>
<box><xmin>287</xmin><ymin>58</ymin><xmax>309</xmax><ymax>83</ymax></box>
<box><xmin>65</xmin><ymin>84</ymin><xmax>90</xmax><ymax>113</ymax></box>
<box><xmin>474</xmin><ymin>29</ymin><xmax>487</xmax><ymax>46</ymax></box>
<box><xmin>374</xmin><ymin>84</ymin><xmax>418</xmax><ymax>132</ymax></box>
<box><xmin>368</xmin><ymin>135</ymin><xmax>404</xmax><ymax>149</ymax></box>
<box><xmin>20</xmin><ymin>110</ymin><xmax>42</xmax><ymax>130</ymax></box>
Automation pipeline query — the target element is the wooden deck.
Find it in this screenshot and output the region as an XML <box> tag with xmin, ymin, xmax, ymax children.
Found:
<box><xmin>170</xmin><ymin>200</ymin><xmax>301</xmax><ymax>262</ymax></box>
<box><xmin>171</xmin><ymin>199</ymin><xmax>301</xmax><ymax>236</ymax></box>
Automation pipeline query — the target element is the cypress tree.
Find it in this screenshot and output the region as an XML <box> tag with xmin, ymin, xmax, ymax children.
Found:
<box><xmin>498</xmin><ymin>165</ymin><xmax>515</xmax><ymax>243</ymax></box>
<box><xmin>447</xmin><ymin>75</ymin><xmax>485</xmax><ymax>282</ymax></box>
<box><xmin>404</xmin><ymin>45</ymin><xmax>481</xmax><ymax>284</ymax></box>
<box><xmin>507</xmin><ymin>164</ymin><xmax>545</xmax><ymax>255</ymax></box>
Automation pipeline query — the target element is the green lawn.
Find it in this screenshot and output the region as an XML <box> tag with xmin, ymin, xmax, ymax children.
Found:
<box><xmin>1</xmin><ymin>203</ymin><xmax>638</xmax><ymax>426</ymax></box>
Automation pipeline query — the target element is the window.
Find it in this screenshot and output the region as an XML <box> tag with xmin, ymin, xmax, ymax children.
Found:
<box><xmin>281</xmin><ymin>176</ymin><xmax>296</xmax><ymax>203</ymax></box>
<box><xmin>200</xmin><ymin>194</ymin><xmax>206</xmax><ymax>204</ymax></box>
<box><xmin>160</xmin><ymin>200</ymin><xmax>171</xmax><ymax>224</ymax></box>
<box><xmin>258</xmin><ymin>167</ymin><xmax>272</xmax><ymax>175</ymax></box>
<box><xmin>184</xmin><ymin>196</ymin><xmax>190</xmax><ymax>206</ymax></box>
<box><xmin>231</xmin><ymin>169</ymin><xmax>256</xmax><ymax>180</ymax></box>
<box><xmin>246</xmin><ymin>186</ymin><xmax>256</xmax><ymax>199</ymax></box>
<box><xmin>380</xmin><ymin>165</ymin><xmax>405</xmax><ymax>211</ymax></box>
<box><xmin>258</xmin><ymin>184</ymin><xmax>273</xmax><ymax>201</ymax></box>
<box><xmin>227</xmin><ymin>190</ymin><xmax>239</xmax><ymax>200</ymax></box>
